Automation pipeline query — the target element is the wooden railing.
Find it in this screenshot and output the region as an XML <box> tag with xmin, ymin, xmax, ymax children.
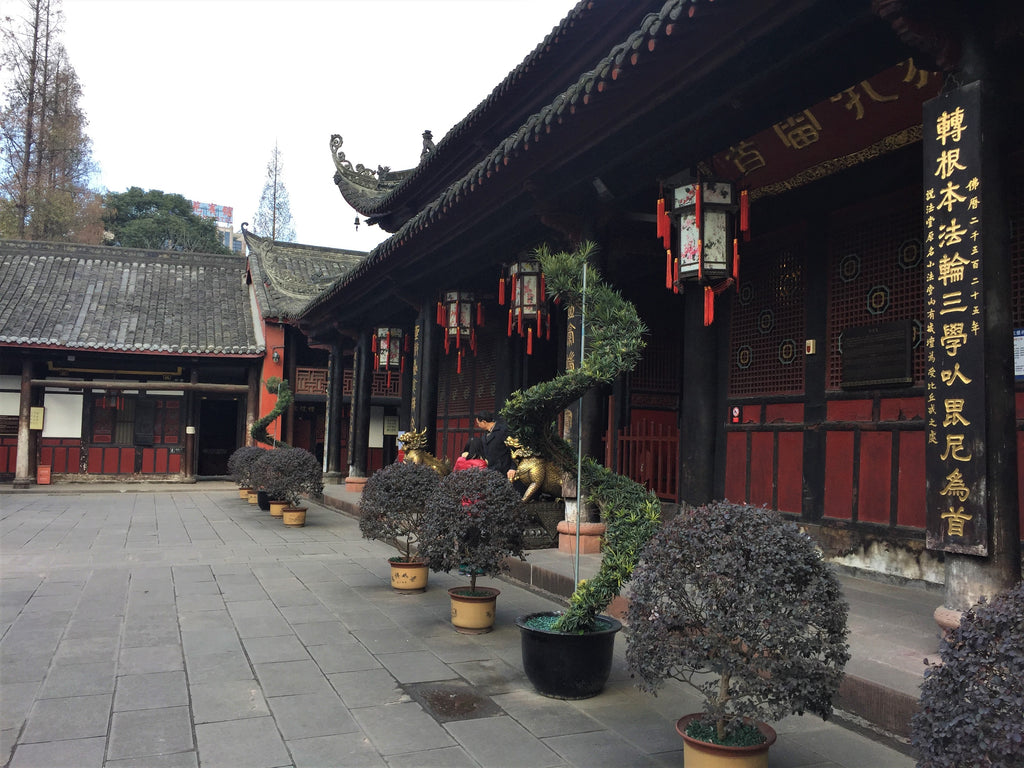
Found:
<box><xmin>607</xmin><ymin>420</ymin><xmax>679</xmax><ymax>502</ymax></box>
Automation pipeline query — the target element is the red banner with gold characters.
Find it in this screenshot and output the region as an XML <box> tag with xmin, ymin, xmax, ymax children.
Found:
<box><xmin>923</xmin><ymin>81</ymin><xmax>988</xmax><ymax>556</ymax></box>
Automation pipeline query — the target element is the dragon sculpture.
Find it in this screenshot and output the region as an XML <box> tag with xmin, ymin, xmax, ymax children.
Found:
<box><xmin>398</xmin><ymin>428</ymin><xmax>452</xmax><ymax>476</ymax></box>
<box><xmin>506</xmin><ymin>436</ymin><xmax>562</xmax><ymax>502</ymax></box>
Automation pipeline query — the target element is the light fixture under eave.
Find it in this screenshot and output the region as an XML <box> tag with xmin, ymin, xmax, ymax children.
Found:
<box><xmin>436</xmin><ymin>291</ymin><xmax>483</xmax><ymax>374</ymax></box>
<box><xmin>659</xmin><ymin>176</ymin><xmax>749</xmax><ymax>325</ymax></box>
<box><xmin>498</xmin><ymin>259</ymin><xmax>550</xmax><ymax>354</ymax></box>
<box><xmin>372</xmin><ymin>327</ymin><xmax>406</xmax><ymax>387</ymax></box>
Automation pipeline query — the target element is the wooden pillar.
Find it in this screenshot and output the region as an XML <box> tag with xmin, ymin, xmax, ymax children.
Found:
<box><xmin>936</xmin><ymin>28</ymin><xmax>1020</xmax><ymax>616</ymax></box>
<box><xmin>678</xmin><ymin>286</ymin><xmax>720</xmax><ymax>505</ymax></box>
<box><xmin>246</xmin><ymin>365</ymin><xmax>259</xmax><ymax>447</ymax></box>
<box><xmin>183</xmin><ymin>368</ymin><xmax>197</xmax><ymax>481</ymax></box>
<box><xmin>415</xmin><ymin>302</ymin><xmax>440</xmax><ymax>447</ymax></box>
<box><xmin>324</xmin><ymin>343</ymin><xmax>343</xmax><ymax>480</ymax></box>
<box><xmin>13</xmin><ymin>358</ymin><xmax>33</xmax><ymax>488</ymax></box>
<box><xmin>349</xmin><ymin>331</ymin><xmax>371</xmax><ymax>478</ymax></box>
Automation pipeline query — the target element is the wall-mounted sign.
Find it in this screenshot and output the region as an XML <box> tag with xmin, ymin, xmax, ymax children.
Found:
<box><xmin>923</xmin><ymin>80</ymin><xmax>988</xmax><ymax>557</ymax></box>
<box><xmin>29</xmin><ymin>407</ymin><xmax>44</xmax><ymax>430</ymax></box>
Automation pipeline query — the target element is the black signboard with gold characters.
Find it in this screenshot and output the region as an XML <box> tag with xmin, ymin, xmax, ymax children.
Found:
<box><xmin>923</xmin><ymin>81</ymin><xmax>988</xmax><ymax>556</ymax></box>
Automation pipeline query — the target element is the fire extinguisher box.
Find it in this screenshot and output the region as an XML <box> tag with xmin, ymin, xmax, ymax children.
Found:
<box><xmin>37</xmin><ymin>465</ymin><xmax>52</xmax><ymax>485</ymax></box>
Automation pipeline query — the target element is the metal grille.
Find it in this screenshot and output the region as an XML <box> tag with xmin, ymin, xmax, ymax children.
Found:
<box><xmin>728</xmin><ymin>228</ymin><xmax>806</xmax><ymax>396</ymax></box>
<box><xmin>826</xmin><ymin>189</ymin><xmax>924</xmax><ymax>390</ymax></box>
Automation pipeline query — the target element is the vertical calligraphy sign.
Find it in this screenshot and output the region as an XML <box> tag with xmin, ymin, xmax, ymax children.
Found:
<box><xmin>923</xmin><ymin>81</ymin><xmax>988</xmax><ymax>555</ymax></box>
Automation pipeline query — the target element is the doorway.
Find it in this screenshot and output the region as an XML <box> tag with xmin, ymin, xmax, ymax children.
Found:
<box><xmin>197</xmin><ymin>398</ymin><xmax>240</xmax><ymax>476</ymax></box>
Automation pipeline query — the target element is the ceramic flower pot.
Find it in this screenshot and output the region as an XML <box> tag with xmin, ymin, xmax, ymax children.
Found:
<box><xmin>515</xmin><ymin>611</ymin><xmax>621</xmax><ymax>699</ymax></box>
<box><xmin>448</xmin><ymin>586</ymin><xmax>499</xmax><ymax>634</ymax></box>
<box><xmin>675</xmin><ymin>713</ymin><xmax>777</xmax><ymax>768</ymax></box>
<box><xmin>389</xmin><ymin>559</ymin><xmax>429</xmax><ymax>593</ymax></box>
<box><xmin>281</xmin><ymin>506</ymin><xmax>306</xmax><ymax>527</ymax></box>
<box><xmin>269</xmin><ymin>500</ymin><xmax>287</xmax><ymax>517</ymax></box>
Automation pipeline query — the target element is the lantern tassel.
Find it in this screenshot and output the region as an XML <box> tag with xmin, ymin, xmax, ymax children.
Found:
<box><xmin>665</xmin><ymin>250</ymin><xmax>673</xmax><ymax>290</ymax></box>
<box><xmin>527</xmin><ymin>327</ymin><xmax>533</xmax><ymax>355</ymax></box>
<box><xmin>476</xmin><ymin>302</ymin><xmax>483</xmax><ymax>326</ymax></box>
<box><xmin>540</xmin><ymin>273</ymin><xmax>546</xmax><ymax>300</ymax></box>
<box><xmin>457</xmin><ymin>349</ymin><xmax>463</xmax><ymax>374</ymax></box>
<box><xmin>471</xmin><ymin>326</ymin><xmax>477</xmax><ymax>353</ymax></box>
<box><xmin>740</xmin><ymin>188</ymin><xmax>750</xmax><ymax>240</ymax></box>
<box><xmin>444</xmin><ymin>332</ymin><xmax>450</xmax><ymax>354</ymax></box>
<box><xmin>656</xmin><ymin>196</ymin><xmax>664</xmax><ymax>241</ymax></box>
<box><xmin>697</xmin><ymin>240</ymin><xmax>703</xmax><ymax>282</ymax></box>
<box><xmin>507</xmin><ymin>309</ymin><xmax>513</xmax><ymax>336</ymax></box>
<box><xmin>517</xmin><ymin>308</ymin><xmax>523</xmax><ymax>336</ymax></box>
<box><xmin>733</xmin><ymin>238</ymin><xmax>740</xmax><ymax>286</ymax></box>
<box><xmin>546</xmin><ymin>313</ymin><xmax>551</xmax><ymax>340</ymax></box>
<box><xmin>673</xmin><ymin>257</ymin><xmax>680</xmax><ymax>294</ymax></box>
<box><xmin>499</xmin><ymin>276</ymin><xmax>506</xmax><ymax>305</ymax></box>
<box><xmin>436</xmin><ymin>301</ymin><xmax>444</xmax><ymax>325</ymax></box>
<box><xmin>704</xmin><ymin>286</ymin><xmax>714</xmax><ymax>326</ymax></box>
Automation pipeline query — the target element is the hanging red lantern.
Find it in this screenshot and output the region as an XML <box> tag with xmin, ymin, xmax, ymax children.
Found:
<box><xmin>500</xmin><ymin>259</ymin><xmax>548</xmax><ymax>355</ymax></box>
<box><xmin>662</xmin><ymin>176</ymin><xmax>745</xmax><ymax>325</ymax></box>
<box><xmin>373</xmin><ymin>327</ymin><xmax>403</xmax><ymax>387</ymax></box>
<box><xmin>438</xmin><ymin>290</ymin><xmax>482</xmax><ymax>369</ymax></box>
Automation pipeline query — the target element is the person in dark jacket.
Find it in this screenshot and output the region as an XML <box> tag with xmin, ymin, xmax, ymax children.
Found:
<box><xmin>474</xmin><ymin>411</ymin><xmax>513</xmax><ymax>476</ymax></box>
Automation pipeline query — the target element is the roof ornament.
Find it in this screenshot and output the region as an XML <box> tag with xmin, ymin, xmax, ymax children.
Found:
<box><xmin>330</xmin><ymin>134</ymin><xmax>405</xmax><ymax>192</ymax></box>
<box><xmin>420</xmin><ymin>130</ymin><xmax>434</xmax><ymax>162</ymax></box>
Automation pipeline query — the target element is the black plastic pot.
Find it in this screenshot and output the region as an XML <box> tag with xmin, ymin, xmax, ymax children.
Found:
<box><xmin>256</xmin><ymin>490</ymin><xmax>271</xmax><ymax>511</ymax></box>
<box><xmin>515</xmin><ymin>611</ymin><xmax>622</xmax><ymax>699</ymax></box>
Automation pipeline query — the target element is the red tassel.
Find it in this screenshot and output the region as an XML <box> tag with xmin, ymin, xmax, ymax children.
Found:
<box><xmin>733</xmin><ymin>238</ymin><xmax>740</xmax><ymax>285</ymax></box>
<box><xmin>507</xmin><ymin>309</ymin><xmax>513</xmax><ymax>336</ymax></box>
<box><xmin>546</xmin><ymin>313</ymin><xmax>551</xmax><ymax>340</ymax></box>
<box><xmin>476</xmin><ymin>302</ymin><xmax>483</xmax><ymax>326</ymax></box>
<box><xmin>437</xmin><ymin>301</ymin><xmax>443</xmax><ymax>326</ymax></box>
<box><xmin>656</xmin><ymin>197</ymin><xmax>665</xmax><ymax>240</ymax></box>
<box><xmin>704</xmin><ymin>286</ymin><xmax>714</xmax><ymax>326</ymax></box>
<box><xmin>517</xmin><ymin>308</ymin><xmax>523</xmax><ymax>336</ymax></box>
<box><xmin>697</xmin><ymin>240</ymin><xmax>703</xmax><ymax>282</ymax></box>
<box><xmin>665</xmin><ymin>250</ymin><xmax>673</xmax><ymax>290</ymax></box>
<box><xmin>404</xmin><ymin>334</ymin><xmax>410</xmax><ymax>352</ymax></box>
<box><xmin>444</xmin><ymin>332</ymin><xmax>450</xmax><ymax>354</ymax></box>
<box><xmin>537</xmin><ymin>309</ymin><xmax>542</xmax><ymax>336</ymax></box>
<box><xmin>527</xmin><ymin>327</ymin><xmax>533</xmax><ymax>355</ymax></box>
<box><xmin>740</xmin><ymin>189</ymin><xmax>749</xmax><ymax>236</ymax></box>
<box><xmin>471</xmin><ymin>326</ymin><xmax>477</xmax><ymax>353</ymax></box>
<box><xmin>499</xmin><ymin>276</ymin><xmax>506</xmax><ymax>305</ymax></box>
<box><xmin>540</xmin><ymin>273</ymin><xmax>546</xmax><ymax>300</ymax></box>
<box><xmin>695</xmin><ymin>181</ymin><xmax>702</xmax><ymax>229</ymax></box>
<box><xmin>387</xmin><ymin>370</ymin><xmax>392</xmax><ymax>388</ymax></box>
<box><xmin>673</xmin><ymin>257</ymin><xmax>680</xmax><ymax>294</ymax></box>
<box><xmin>455</xmin><ymin>327</ymin><xmax>460</xmax><ymax>349</ymax></box>
<box><xmin>511</xmin><ymin>278</ymin><xmax>517</xmax><ymax>304</ymax></box>
<box><xmin>457</xmin><ymin>349</ymin><xmax>463</xmax><ymax>374</ymax></box>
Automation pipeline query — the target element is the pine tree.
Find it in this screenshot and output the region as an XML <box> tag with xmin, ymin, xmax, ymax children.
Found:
<box><xmin>0</xmin><ymin>0</ymin><xmax>102</xmax><ymax>242</ymax></box>
<box><xmin>252</xmin><ymin>143</ymin><xmax>296</xmax><ymax>242</ymax></box>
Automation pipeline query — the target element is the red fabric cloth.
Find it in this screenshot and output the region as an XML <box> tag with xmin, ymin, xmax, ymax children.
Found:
<box><xmin>453</xmin><ymin>457</ymin><xmax>487</xmax><ymax>472</ymax></box>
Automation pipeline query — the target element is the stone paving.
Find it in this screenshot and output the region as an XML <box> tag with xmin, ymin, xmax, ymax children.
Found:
<box><xmin>0</xmin><ymin>486</ymin><xmax>916</xmax><ymax>767</ymax></box>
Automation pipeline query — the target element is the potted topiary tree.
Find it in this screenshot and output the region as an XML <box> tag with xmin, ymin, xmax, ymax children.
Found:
<box><xmin>504</xmin><ymin>241</ymin><xmax>661</xmax><ymax>698</ymax></box>
<box><xmin>252</xmin><ymin>447</ymin><xmax>323</xmax><ymax>527</ymax></box>
<box><xmin>359</xmin><ymin>461</ymin><xmax>441</xmax><ymax>592</ymax></box>
<box><xmin>625</xmin><ymin>501</ymin><xmax>850</xmax><ymax>768</ymax></box>
<box><xmin>910</xmin><ymin>579</ymin><xmax>1023</xmax><ymax>768</ymax></box>
<box><xmin>418</xmin><ymin>467</ymin><xmax>530</xmax><ymax>633</ymax></box>
<box><xmin>228</xmin><ymin>445</ymin><xmax>267</xmax><ymax>502</ymax></box>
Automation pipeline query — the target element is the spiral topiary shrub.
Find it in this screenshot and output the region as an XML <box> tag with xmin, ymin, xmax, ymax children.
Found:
<box><xmin>626</xmin><ymin>501</ymin><xmax>850</xmax><ymax>746</ymax></box>
<box><xmin>910</xmin><ymin>579</ymin><xmax>1024</xmax><ymax>768</ymax></box>
<box><xmin>359</xmin><ymin>461</ymin><xmax>441</xmax><ymax>562</ymax></box>
<box><xmin>419</xmin><ymin>467</ymin><xmax>530</xmax><ymax>592</ymax></box>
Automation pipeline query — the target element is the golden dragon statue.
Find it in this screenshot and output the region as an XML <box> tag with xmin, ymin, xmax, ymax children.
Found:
<box><xmin>398</xmin><ymin>429</ymin><xmax>452</xmax><ymax>476</ymax></box>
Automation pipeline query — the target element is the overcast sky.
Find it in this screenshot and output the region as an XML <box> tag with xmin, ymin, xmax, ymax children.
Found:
<box><xmin>52</xmin><ymin>0</ymin><xmax>580</xmax><ymax>252</ymax></box>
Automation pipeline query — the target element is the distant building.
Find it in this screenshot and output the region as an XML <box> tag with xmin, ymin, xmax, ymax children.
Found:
<box><xmin>192</xmin><ymin>200</ymin><xmax>244</xmax><ymax>253</ymax></box>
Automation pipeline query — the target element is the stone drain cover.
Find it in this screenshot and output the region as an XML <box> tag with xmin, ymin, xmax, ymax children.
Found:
<box><xmin>404</xmin><ymin>680</ymin><xmax>503</xmax><ymax>723</ymax></box>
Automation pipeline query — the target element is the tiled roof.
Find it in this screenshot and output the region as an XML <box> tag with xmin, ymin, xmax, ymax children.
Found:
<box><xmin>304</xmin><ymin>0</ymin><xmax>704</xmax><ymax>318</ymax></box>
<box><xmin>243</xmin><ymin>230</ymin><xmax>366</xmax><ymax>320</ymax></box>
<box><xmin>0</xmin><ymin>239</ymin><xmax>261</xmax><ymax>355</ymax></box>
<box><xmin>332</xmin><ymin>0</ymin><xmax>662</xmax><ymax>225</ymax></box>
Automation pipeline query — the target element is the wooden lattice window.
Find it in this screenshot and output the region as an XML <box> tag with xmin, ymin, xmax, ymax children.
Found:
<box><xmin>294</xmin><ymin>367</ymin><xmax>328</xmax><ymax>396</ymax></box>
<box><xmin>826</xmin><ymin>188</ymin><xmax>924</xmax><ymax>390</ymax></box>
<box><xmin>728</xmin><ymin>227</ymin><xmax>806</xmax><ymax>397</ymax></box>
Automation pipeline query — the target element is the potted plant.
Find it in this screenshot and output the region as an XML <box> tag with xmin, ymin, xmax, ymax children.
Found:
<box><xmin>227</xmin><ymin>445</ymin><xmax>267</xmax><ymax>501</ymax></box>
<box><xmin>910</xmin><ymin>579</ymin><xmax>1023</xmax><ymax>768</ymax></box>
<box><xmin>359</xmin><ymin>461</ymin><xmax>441</xmax><ymax>592</ymax></box>
<box><xmin>625</xmin><ymin>501</ymin><xmax>850</xmax><ymax>767</ymax></box>
<box><xmin>503</xmin><ymin>242</ymin><xmax>661</xmax><ymax>698</ymax></box>
<box><xmin>252</xmin><ymin>447</ymin><xmax>323</xmax><ymax>527</ymax></box>
<box><xmin>418</xmin><ymin>467</ymin><xmax>530</xmax><ymax>633</ymax></box>
<box><xmin>251</xmin><ymin>448</ymin><xmax>290</xmax><ymax>517</ymax></box>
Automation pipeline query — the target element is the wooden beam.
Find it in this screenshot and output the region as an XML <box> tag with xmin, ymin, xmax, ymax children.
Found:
<box><xmin>29</xmin><ymin>379</ymin><xmax>249</xmax><ymax>394</ymax></box>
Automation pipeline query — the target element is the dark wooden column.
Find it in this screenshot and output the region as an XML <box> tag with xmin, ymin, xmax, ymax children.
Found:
<box><xmin>246</xmin><ymin>365</ymin><xmax>259</xmax><ymax>447</ymax></box>
<box><xmin>324</xmin><ymin>343</ymin><xmax>343</xmax><ymax>481</ymax></box>
<box><xmin>349</xmin><ymin>331</ymin><xmax>372</xmax><ymax>478</ymax></box>
<box><xmin>678</xmin><ymin>287</ymin><xmax>718</xmax><ymax>505</ymax></box>
<box><xmin>13</xmin><ymin>358</ymin><xmax>33</xmax><ymax>488</ymax></box>
<box><xmin>414</xmin><ymin>301</ymin><xmax>440</xmax><ymax>447</ymax></box>
<box><xmin>940</xmin><ymin>28</ymin><xmax>1021</xmax><ymax>614</ymax></box>
<box><xmin>183</xmin><ymin>368</ymin><xmax>197</xmax><ymax>481</ymax></box>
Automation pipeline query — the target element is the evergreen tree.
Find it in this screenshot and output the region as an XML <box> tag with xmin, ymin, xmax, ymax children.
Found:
<box><xmin>252</xmin><ymin>143</ymin><xmax>296</xmax><ymax>241</ymax></box>
<box><xmin>0</xmin><ymin>0</ymin><xmax>102</xmax><ymax>242</ymax></box>
<box><xmin>102</xmin><ymin>187</ymin><xmax>230</xmax><ymax>253</ymax></box>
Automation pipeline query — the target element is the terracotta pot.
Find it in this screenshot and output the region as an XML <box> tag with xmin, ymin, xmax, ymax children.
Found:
<box><xmin>238</xmin><ymin>487</ymin><xmax>251</xmax><ymax>499</ymax></box>
<box><xmin>281</xmin><ymin>506</ymin><xmax>306</xmax><ymax>526</ymax></box>
<box><xmin>675</xmin><ymin>714</ymin><xmax>776</xmax><ymax>768</ymax></box>
<box><xmin>389</xmin><ymin>559</ymin><xmax>429</xmax><ymax>592</ymax></box>
<box><xmin>247</xmin><ymin>491</ymin><xmax>259</xmax><ymax>504</ymax></box>
<box><xmin>448</xmin><ymin>586</ymin><xmax>499</xmax><ymax>634</ymax></box>
<box><xmin>516</xmin><ymin>611</ymin><xmax>621</xmax><ymax>699</ymax></box>
<box><xmin>269</xmin><ymin>500</ymin><xmax>287</xmax><ymax>517</ymax></box>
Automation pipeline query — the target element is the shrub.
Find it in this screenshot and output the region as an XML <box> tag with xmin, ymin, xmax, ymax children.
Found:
<box><xmin>251</xmin><ymin>448</ymin><xmax>322</xmax><ymax>507</ymax></box>
<box><xmin>359</xmin><ymin>461</ymin><xmax>441</xmax><ymax>561</ymax></box>
<box><xmin>227</xmin><ymin>445</ymin><xmax>267</xmax><ymax>488</ymax></box>
<box><xmin>419</xmin><ymin>468</ymin><xmax>530</xmax><ymax>591</ymax></box>
<box><xmin>910</xmin><ymin>579</ymin><xmax>1024</xmax><ymax>768</ymax></box>
<box><xmin>626</xmin><ymin>501</ymin><xmax>850</xmax><ymax>745</ymax></box>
